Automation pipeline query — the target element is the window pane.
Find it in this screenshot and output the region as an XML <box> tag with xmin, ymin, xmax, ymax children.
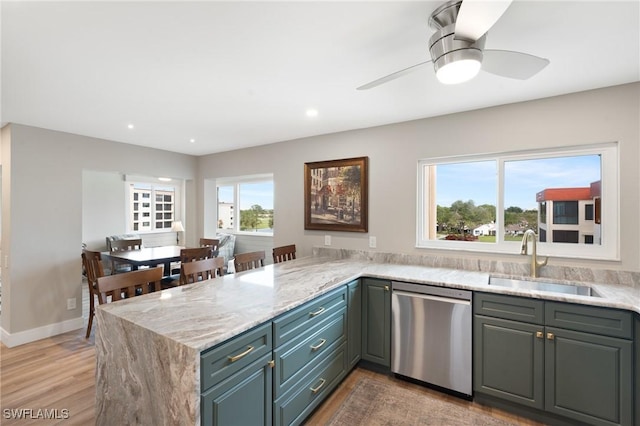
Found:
<box><xmin>239</xmin><ymin>182</ymin><xmax>274</xmax><ymax>233</ymax></box>
<box><xmin>430</xmin><ymin>161</ymin><xmax>497</xmax><ymax>242</ymax></box>
<box><xmin>504</xmin><ymin>154</ymin><xmax>601</xmax><ymax>245</ymax></box>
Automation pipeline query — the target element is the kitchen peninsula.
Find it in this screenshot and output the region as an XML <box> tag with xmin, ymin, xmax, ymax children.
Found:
<box><xmin>95</xmin><ymin>253</ymin><xmax>640</xmax><ymax>425</ymax></box>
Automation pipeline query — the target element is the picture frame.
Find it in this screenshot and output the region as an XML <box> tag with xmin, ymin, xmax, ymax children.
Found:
<box><xmin>304</xmin><ymin>156</ymin><xmax>368</xmax><ymax>232</ymax></box>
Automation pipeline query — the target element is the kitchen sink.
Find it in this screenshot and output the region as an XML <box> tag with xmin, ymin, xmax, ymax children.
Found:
<box><xmin>488</xmin><ymin>276</ymin><xmax>600</xmax><ymax>297</ymax></box>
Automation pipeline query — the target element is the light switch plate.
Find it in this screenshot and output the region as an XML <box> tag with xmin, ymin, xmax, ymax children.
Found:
<box><xmin>369</xmin><ymin>236</ymin><xmax>377</xmax><ymax>248</ymax></box>
<box><xmin>324</xmin><ymin>235</ymin><xmax>331</xmax><ymax>246</ymax></box>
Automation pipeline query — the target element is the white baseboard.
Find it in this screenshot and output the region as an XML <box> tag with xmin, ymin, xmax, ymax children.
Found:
<box><xmin>0</xmin><ymin>317</ymin><xmax>84</xmax><ymax>348</ymax></box>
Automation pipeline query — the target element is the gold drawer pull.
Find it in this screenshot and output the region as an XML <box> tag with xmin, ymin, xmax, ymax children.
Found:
<box><xmin>547</xmin><ymin>332</ymin><xmax>555</xmax><ymax>341</ymax></box>
<box><xmin>310</xmin><ymin>307</ymin><xmax>325</xmax><ymax>317</ymax></box>
<box><xmin>310</xmin><ymin>339</ymin><xmax>327</xmax><ymax>351</ymax></box>
<box><xmin>310</xmin><ymin>378</ymin><xmax>326</xmax><ymax>394</ymax></box>
<box><xmin>384</xmin><ymin>285</ymin><xmax>389</xmax><ymax>291</ymax></box>
<box><xmin>536</xmin><ymin>331</ymin><xmax>543</xmax><ymax>339</ymax></box>
<box><xmin>228</xmin><ymin>346</ymin><xmax>254</xmax><ymax>362</ymax></box>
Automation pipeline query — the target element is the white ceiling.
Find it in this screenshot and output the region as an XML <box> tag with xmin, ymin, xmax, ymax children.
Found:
<box><xmin>2</xmin><ymin>1</ymin><xmax>639</xmax><ymax>156</ymax></box>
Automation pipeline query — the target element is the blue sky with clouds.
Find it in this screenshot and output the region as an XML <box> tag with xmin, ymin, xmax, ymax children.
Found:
<box><xmin>218</xmin><ymin>182</ymin><xmax>274</xmax><ymax>209</ymax></box>
<box><xmin>436</xmin><ymin>155</ymin><xmax>601</xmax><ymax>210</ymax></box>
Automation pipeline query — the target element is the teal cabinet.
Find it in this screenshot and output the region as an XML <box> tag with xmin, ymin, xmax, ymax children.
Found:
<box><xmin>474</xmin><ymin>293</ymin><xmax>634</xmax><ymax>426</ymax></box>
<box><xmin>201</xmin><ymin>323</ymin><xmax>273</xmax><ymax>426</ymax></box>
<box><xmin>272</xmin><ymin>286</ymin><xmax>348</xmax><ymax>426</ymax></box>
<box><xmin>347</xmin><ymin>279</ymin><xmax>362</xmax><ymax>370</ymax></box>
<box><xmin>635</xmin><ymin>314</ymin><xmax>640</xmax><ymax>426</ymax></box>
<box><xmin>361</xmin><ymin>278</ymin><xmax>391</xmax><ymax>367</ymax></box>
<box><xmin>474</xmin><ymin>315</ymin><xmax>544</xmax><ymax>409</ymax></box>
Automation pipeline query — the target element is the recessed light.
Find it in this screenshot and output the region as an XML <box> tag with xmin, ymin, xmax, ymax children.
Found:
<box><xmin>190</xmin><ymin>138</ymin><xmax>196</xmax><ymax>143</ymax></box>
<box><xmin>306</xmin><ymin>109</ymin><xmax>319</xmax><ymax>118</ymax></box>
<box><xmin>158</xmin><ymin>177</ymin><xmax>172</xmax><ymax>182</ymax></box>
<box><xmin>127</xmin><ymin>124</ymin><xmax>134</xmax><ymax>129</ymax></box>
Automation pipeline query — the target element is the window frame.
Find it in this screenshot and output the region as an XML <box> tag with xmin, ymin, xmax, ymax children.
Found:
<box><xmin>416</xmin><ymin>143</ymin><xmax>619</xmax><ymax>260</ymax></box>
<box><xmin>216</xmin><ymin>174</ymin><xmax>274</xmax><ymax>236</ymax></box>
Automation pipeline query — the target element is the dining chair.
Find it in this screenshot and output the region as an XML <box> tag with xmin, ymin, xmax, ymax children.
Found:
<box><xmin>81</xmin><ymin>249</ymin><xmax>106</xmax><ymax>338</ymax></box>
<box><xmin>182</xmin><ymin>257</ymin><xmax>225</xmax><ymax>284</ymax></box>
<box><xmin>234</xmin><ymin>250</ymin><xmax>266</xmax><ymax>272</ymax></box>
<box><xmin>199</xmin><ymin>238</ymin><xmax>220</xmax><ymax>251</ymax></box>
<box><xmin>108</xmin><ymin>238</ymin><xmax>143</xmax><ymax>275</ymax></box>
<box><xmin>178</xmin><ymin>246</ymin><xmax>216</xmax><ymax>285</ymax></box>
<box><xmin>96</xmin><ymin>266</ymin><xmax>163</xmax><ymax>304</ymax></box>
<box><xmin>272</xmin><ymin>244</ymin><xmax>296</xmax><ymax>264</ymax></box>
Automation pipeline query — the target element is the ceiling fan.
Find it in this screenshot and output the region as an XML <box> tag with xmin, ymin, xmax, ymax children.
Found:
<box><xmin>357</xmin><ymin>0</ymin><xmax>549</xmax><ymax>90</ymax></box>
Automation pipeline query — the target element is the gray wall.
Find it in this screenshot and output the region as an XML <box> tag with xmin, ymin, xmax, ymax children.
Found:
<box><xmin>1</xmin><ymin>125</ymin><xmax>196</xmax><ymax>344</ymax></box>
<box><xmin>197</xmin><ymin>83</ymin><xmax>640</xmax><ymax>272</ymax></box>
<box><xmin>1</xmin><ymin>82</ymin><xmax>638</xmax><ymax>345</ymax></box>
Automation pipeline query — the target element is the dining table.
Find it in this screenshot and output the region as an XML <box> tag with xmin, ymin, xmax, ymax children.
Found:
<box><xmin>102</xmin><ymin>245</ymin><xmax>184</xmax><ymax>277</ymax></box>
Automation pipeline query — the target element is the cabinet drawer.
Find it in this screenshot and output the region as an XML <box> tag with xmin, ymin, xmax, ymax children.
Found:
<box><xmin>274</xmin><ymin>308</ymin><xmax>346</xmax><ymax>397</ymax></box>
<box><xmin>273</xmin><ymin>286</ymin><xmax>347</xmax><ymax>347</ymax></box>
<box><xmin>201</xmin><ymin>323</ymin><xmax>273</xmax><ymax>391</ymax></box>
<box><xmin>545</xmin><ymin>302</ymin><xmax>633</xmax><ymax>339</ymax></box>
<box><xmin>474</xmin><ymin>292</ymin><xmax>544</xmax><ymax>325</ymax></box>
<box><xmin>274</xmin><ymin>342</ymin><xmax>347</xmax><ymax>426</ymax></box>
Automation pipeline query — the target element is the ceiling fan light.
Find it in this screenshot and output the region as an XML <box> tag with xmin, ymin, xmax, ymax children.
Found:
<box><xmin>436</xmin><ymin>58</ymin><xmax>481</xmax><ymax>84</ymax></box>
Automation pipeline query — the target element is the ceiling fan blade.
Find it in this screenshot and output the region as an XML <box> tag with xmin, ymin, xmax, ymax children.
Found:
<box><xmin>482</xmin><ymin>49</ymin><xmax>550</xmax><ymax>80</ymax></box>
<box><xmin>454</xmin><ymin>0</ymin><xmax>513</xmax><ymax>42</ymax></box>
<box><xmin>356</xmin><ymin>60</ymin><xmax>432</xmax><ymax>90</ymax></box>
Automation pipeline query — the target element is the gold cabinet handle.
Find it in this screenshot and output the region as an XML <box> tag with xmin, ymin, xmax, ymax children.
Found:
<box><xmin>536</xmin><ymin>331</ymin><xmax>544</xmax><ymax>339</ymax></box>
<box><xmin>268</xmin><ymin>360</ymin><xmax>275</xmax><ymax>368</ymax></box>
<box><xmin>310</xmin><ymin>378</ymin><xmax>326</xmax><ymax>394</ymax></box>
<box><xmin>228</xmin><ymin>346</ymin><xmax>254</xmax><ymax>362</ymax></box>
<box><xmin>310</xmin><ymin>338</ymin><xmax>327</xmax><ymax>351</ymax></box>
<box><xmin>384</xmin><ymin>285</ymin><xmax>389</xmax><ymax>291</ymax></box>
<box><xmin>547</xmin><ymin>332</ymin><xmax>555</xmax><ymax>340</ymax></box>
<box><xmin>310</xmin><ymin>307</ymin><xmax>325</xmax><ymax>317</ymax></box>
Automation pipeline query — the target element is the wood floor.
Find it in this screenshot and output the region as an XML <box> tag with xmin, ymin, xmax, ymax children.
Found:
<box><xmin>1</xmin><ymin>326</ymin><xmax>544</xmax><ymax>426</ymax></box>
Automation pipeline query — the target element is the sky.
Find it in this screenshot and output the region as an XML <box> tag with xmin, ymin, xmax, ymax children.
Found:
<box><xmin>436</xmin><ymin>154</ymin><xmax>601</xmax><ymax>210</ymax></box>
<box><xmin>218</xmin><ymin>182</ymin><xmax>274</xmax><ymax>210</ymax></box>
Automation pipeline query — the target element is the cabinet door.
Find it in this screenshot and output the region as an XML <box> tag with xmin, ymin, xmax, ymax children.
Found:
<box><xmin>545</xmin><ymin>326</ymin><xmax>633</xmax><ymax>426</ymax></box>
<box><xmin>347</xmin><ymin>279</ymin><xmax>362</xmax><ymax>370</ymax></box>
<box><xmin>473</xmin><ymin>315</ymin><xmax>544</xmax><ymax>410</ymax></box>
<box><xmin>361</xmin><ymin>278</ymin><xmax>390</xmax><ymax>367</ymax></box>
<box><xmin>201</xmin><ymin>353</ymin><xmax>273</xmax><ymax>426</ymax></box>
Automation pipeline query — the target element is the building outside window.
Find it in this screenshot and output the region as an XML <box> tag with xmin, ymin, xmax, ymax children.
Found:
<box><xmin>128</xmin><ymin>182</ymin><xmax>176</xmax><ymax>232</ymax></box>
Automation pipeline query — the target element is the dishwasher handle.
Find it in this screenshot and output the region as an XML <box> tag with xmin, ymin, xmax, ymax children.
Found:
<box><xmin>392</xmin><ymin>289</ymin><xmax>471</xmax><ymax>306</ymax></box>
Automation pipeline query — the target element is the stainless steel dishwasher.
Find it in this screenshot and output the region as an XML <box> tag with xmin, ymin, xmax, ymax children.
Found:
<box><xmin>391</xmin><ymin>281</ymin><xmax>472</xmax><ymax>396</ymax></box>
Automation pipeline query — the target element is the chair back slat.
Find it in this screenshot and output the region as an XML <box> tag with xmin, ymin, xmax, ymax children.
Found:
<box><xmin>107</xmin><ymin>239</ymin><xmax>142</xmax><ymax>275</ymax></box>
<box><xmin>179</xmin><ymin>246</ymin><xmax>216</xmax><ymax>285</ymax></box>
<box><xmin>199</xmin><ymin>238</ymin><xmax>220</xmax><ymax>251</ymax></box>
<box><xmin>183</xmin><ymin>257</ymin><xmax>225</xmax><ymax>284</ymax></box>
<box><xmin>234</xmin><ymin>250</ymin><xmax>266</xmax><ymax>272</ymax></box>
<box><xmin>96</xmin><ymin>266</ymin><xmax>163</xmax><ymax>304</ymax></box>
<box><xmin>109</xmin><ymin>239</ymin><xmax>142</xmax><ymax>252</ymax></box>
<box><xmin>272</xmin><ymin>244</ymin><xmax>296</xmax><ymax>264</ymax></box>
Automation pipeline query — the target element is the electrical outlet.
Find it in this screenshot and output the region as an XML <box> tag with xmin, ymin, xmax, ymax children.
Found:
<box><xmin>369</xmin><ymin>236</ymin><xmax>377</xmax><ymax>248</ymax></box>
<box><xmin>324</xmin><ymin>235</ymin><xmax>331</xmax><ymax>246</ymax></box>
<box><xmin>67</xmin><ymin>298</ymin><xmax>76</xmax><ymax>310</ymax></box>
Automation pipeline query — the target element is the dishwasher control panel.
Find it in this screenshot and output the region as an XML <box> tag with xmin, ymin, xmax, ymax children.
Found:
<box><xmin>392</xmin><ymin>281</ymin><xmax>472</xmax><ymax>301</ymax></box>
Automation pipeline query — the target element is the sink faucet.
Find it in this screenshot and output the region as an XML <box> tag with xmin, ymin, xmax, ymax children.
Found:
<box><xmin>520</xmin><ymin>229</ymin><xmax>548</xmax><ymax>278</ymax></box>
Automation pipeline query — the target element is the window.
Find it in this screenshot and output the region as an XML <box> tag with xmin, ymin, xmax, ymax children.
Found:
<box><xmin>417</xmin><ymin>143</ymin><xmax>619</xmax><ymax>260</ymax></box>
<box><xmin>585</xmin><ymin>204</ymin><xmax>594</xmax><ymax>221</ymax></box>
<box><xmin>217</xmin><ymin>175</ymin><xmax>274</xmax><ymax>235</ymax></box>
<box><xmin>127</xmin><ymin>179</ymin><xmax>181</xmax><ymax>232</ymax></box>
<box><xmin>553</xmin><ymin>201</ymin><xmax>579</xmax><ymax>225</ymax></box>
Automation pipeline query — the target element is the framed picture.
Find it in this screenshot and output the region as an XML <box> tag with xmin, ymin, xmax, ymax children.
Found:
<box><xmin>304</xmin><ymin>156</ymin><xmax>368</xmax><ymax>232</ymax></box>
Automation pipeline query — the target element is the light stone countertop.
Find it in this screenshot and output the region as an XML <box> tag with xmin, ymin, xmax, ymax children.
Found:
<box><xmin>97</xmin><ymin>255</ymin><xmax>640</xmax><ymax>354</ymax></box>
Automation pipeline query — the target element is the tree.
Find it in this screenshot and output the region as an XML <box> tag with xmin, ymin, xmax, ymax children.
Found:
<box><xmin>240</xmin><ymin>204</ymin><xmax>263</xmax><ymax>231</ymax></box>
